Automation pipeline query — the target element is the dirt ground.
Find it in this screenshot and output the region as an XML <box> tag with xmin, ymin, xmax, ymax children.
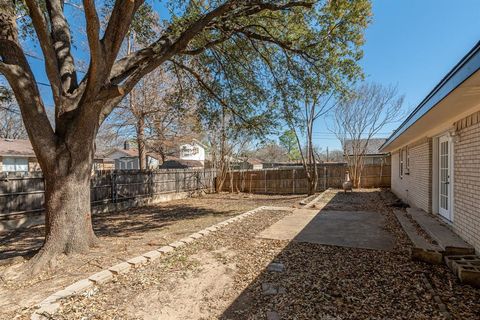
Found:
<box><xmin>0</xmin><ymin>193</ymin><xmax>303</xmax><ymax>318</ymax></box>
<box><xmin>6</xmin><ymin>189</ymin><xmax>479</xmax><ymax>320</ymax></box>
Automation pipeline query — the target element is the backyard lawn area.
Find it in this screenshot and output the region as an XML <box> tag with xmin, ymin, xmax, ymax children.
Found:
<box><xmin>1</xmin><ymin>190</ymin><xmax>480</xmax><ymax>319</ymax></box>
<box><xmin>0</xmin><ymin>193</ymin><xmax>302</xmax><ymax>318</ymax></box>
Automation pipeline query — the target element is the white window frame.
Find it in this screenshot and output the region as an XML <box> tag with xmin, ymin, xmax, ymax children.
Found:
<box><xmin>2</xmin><ymin>157</ymin><xmax>29</xmax><ymax>172</ymax></box>
<box><xmin>405</xmin><ymin>146</ymin><xmax>410</xmax><ymax>174</ymax></box>
<box><xmin>399</xmin><ymin>148</ymin><xmax>404</xmax><ymax>178</ymax></box>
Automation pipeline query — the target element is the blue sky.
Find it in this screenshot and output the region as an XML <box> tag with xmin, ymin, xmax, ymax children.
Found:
<box><xmin>313</xmin><ymin>0</ymin><xmax>480</xmax><ymax>151</ymax></box>
<box><xmin>3</xmin><ymin>1</ymin><xmax>480</xmax><ymax>152</ymax></box>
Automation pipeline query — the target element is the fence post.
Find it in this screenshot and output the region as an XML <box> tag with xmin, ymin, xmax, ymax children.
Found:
<box><xmin>324</xmin><ymin>166</ymin><xmax>327</xmax><ymax>190</ymax></box>
<box><xmin>292</xmin><ymin>169</ymin><xmax>295</xmax><ymax>194</ymax></box>
<box><xmin>149</xmin><ymin>171</ymin><xmax>154</xmax><ymax>198</ymax></box>
<box><xmin>196</xmin><ymin>170</ymin><xmax>200</xmax><ymax>191</ymax></box>
<box><xmin>264</xmin><ymin>170</ymin><xmax>267</xmax><ymax>194</ymax></box>
<box><xmin>183</xmin><ymin>169</ymin><xmax>187</xmax><ymax>191</ymax></box>
<box><xmin>111</xmin><ymin>171</ymin><xmax>117</xmax><ymax>204</ymax></box>
<box><xmin>175</xmin><ymin>170</ymin><xmax>179</xmax><ymax>193</ymax></box>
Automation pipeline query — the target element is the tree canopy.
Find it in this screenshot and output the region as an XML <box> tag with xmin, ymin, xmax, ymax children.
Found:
<box><xmin>0</xmin><ymin>0</ymin><xmax>372</xmax><ymax>273</ymax></box>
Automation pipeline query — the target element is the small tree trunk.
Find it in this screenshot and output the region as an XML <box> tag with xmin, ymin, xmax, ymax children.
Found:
<box><xmin>307</xmin><ymin>177</ymin><xmax>315</xmax><ymax>196</ymax></box>
<box><xmin>306</xmin><ymin>167</ymin><xmax>316</xmax><ymax>196</ymax></box>
<box><xmin>137</xmin><ymin>115</ymin><xmax>146</xmax><ymax>170</ymax></box>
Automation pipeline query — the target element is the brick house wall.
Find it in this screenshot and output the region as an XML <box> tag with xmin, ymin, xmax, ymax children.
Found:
<box><xmin>453</xmin><ymin>111</ymin><xmax>480</xmax><ymax>252</ymax></box>
<box><xmin>391</xmin><ymin>138</ymin><xmax>432</xmax><ymax>213</ymax></box>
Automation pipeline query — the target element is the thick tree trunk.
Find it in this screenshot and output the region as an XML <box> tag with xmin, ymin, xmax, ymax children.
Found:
<box><xmin>25</xmin><ymin>150</ymin><xmax>98</xmax><ymax>274</ymax></box>
<box><xmin>44</xmin><ymin>172</ymin><xmax>96</xmax><ymax>252</ymax></box>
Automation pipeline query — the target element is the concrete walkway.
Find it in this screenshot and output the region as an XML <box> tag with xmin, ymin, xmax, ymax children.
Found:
<box><xmin>258</xmin><ymin>209</ymin><xmax>394</xmax><ymax>251</ymax></box>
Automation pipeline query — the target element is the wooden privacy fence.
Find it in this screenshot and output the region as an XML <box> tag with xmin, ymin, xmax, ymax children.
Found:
<box><xmin>0</xmin><ymin>169</ymin><xmax>216</xmax><ymax>218</ymax></box>
<box><xmin>219</xmin><ymin>164</ymin><xmax>391</xmax><ymax>194</ymax></box>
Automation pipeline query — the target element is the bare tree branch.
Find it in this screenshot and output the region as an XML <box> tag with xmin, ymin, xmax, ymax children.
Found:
<box><xmin>102</xmin><ymin>0</ymin><xmax>143</xmax><ymax>73</ymax></box>
<box><xmin>24</xmin><ymin>0</ymin><xmax>62</xmax><ymax>105</ymax></box>
<box><xmin>0</xmin><ymin>1</ymin><xmax>56</xmax><ymax>162</ymax></box>
<box><xmin>83</xmin><ymin>0</ymin><xmax>103</xmax><ymax>93</ymax></box>
<box><xmin>46</xmin><ymin>0</ymin><xmax>78</xmax><ymax>93</ymax></box>
<box><xmin>332</xmin><ymin>83</ymin><xmax>404</xmax><ymax>187</ymax></box>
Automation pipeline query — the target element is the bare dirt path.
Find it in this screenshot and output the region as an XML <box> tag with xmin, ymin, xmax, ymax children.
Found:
<box><xmin>18</xmin><ymin>189</ymin><xmax>480</xmax><ymax>319</ymax></box>
<box><xmin>0</xmin><ymin>193</ymin><xmax>303</xmax><ymax>318</ymax></box>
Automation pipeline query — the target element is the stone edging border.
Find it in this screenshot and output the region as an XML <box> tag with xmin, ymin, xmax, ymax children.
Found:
<box><xmin>421</xmin><ymin>273</ymin><xmax>452</xmax><ymax>319</ymax></box>
<box><xmin>304</xmin><ymin>189</ymin><xmax>329</xmax><ymax>209</ymax></box>
<box><xmin>31</xmin><ymin>205</ymin><xmax>295</xmax><ymax>320</ymax></box>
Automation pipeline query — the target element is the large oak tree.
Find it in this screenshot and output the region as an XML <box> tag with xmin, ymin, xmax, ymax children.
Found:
<box><xmin>0</xmin><ymin>0</ymin><xmax>370</xmax><ymax>273</ymax></box>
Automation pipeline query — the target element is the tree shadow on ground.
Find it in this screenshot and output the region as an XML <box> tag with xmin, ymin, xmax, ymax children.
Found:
<box><xmin>92</xmin><ymin>203</ymin><xmax>237</xmax><ymax>238</ymax></box>
<box><xmin>218</xmin><ymin>189</ymin><xmax>464</xmax><ymax>319</ymax></box>
<box><xmin>0</xmin><ymin>203</ymin><xmax>238</xmax><ymax>262</ymax></box>
<box><xmin>0</xmin><ymin>193</ymin><xmax>305</xmax><ymax>262</ymax></box>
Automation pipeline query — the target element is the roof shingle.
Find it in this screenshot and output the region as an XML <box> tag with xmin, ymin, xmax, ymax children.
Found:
<box><xmin>0</xmin><ymin>139</ymin><xmax>35</xmax><ymax>157</ymax></box>
<box><xmin>343</xmin><ymin>138</ymin><xmax>387</xmax><ymax>155</ymax></box>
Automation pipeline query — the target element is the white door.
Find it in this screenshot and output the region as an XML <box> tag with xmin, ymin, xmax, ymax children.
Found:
<box><xmin>438</xmin><ymin>135</ymin><xmax>452</xmax><ymax>220</ymax></box>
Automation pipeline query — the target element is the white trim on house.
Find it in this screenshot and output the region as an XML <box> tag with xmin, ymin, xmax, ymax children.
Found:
<box><xmin>432</xmin><ymin>136</ymin><xmax>439</xmax><ymax>216</ymax></box>
<box><xmin>383</xmin><ymin>43</ymin><xmax>480</xmax><ymax>253</ymax></box>
<box><xmin>438</xmin><ymin>134</ymin><xmax>452</xmax><ymax>221</ymax></box>
<box><xmin>432</xmin><ymin>130</ymin><xmax>456</xmax><ymax>224</ymax></box>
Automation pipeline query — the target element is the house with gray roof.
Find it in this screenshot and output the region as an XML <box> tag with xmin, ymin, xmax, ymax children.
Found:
<box><xmin>343</xmin><ymin>138</ymin><xmax>391</xmax><ymax>165</ymax></box>
<box><xmin>0</xmin><ymin>139</ymin><xmax>114</xmax><ymax>172</ymax></box>
<box><xmin>0</xmin><ymin>139</ymin><xmax>40</xmax><ymax>172</ymax></box>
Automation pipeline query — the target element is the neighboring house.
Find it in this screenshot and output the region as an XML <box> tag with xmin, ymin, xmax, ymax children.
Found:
<box><xmin>246</xmin><ymin>158</ymin><xmax>264</xmax><ymax>170</ymax></box>
<box><xmin>231</xmin><ymin>158</ymin><xmax>265</xmax><ymax>170</ymax></box>
<box><xmin>380</xmin><ymin>42</ymin><xmax>480</xmax><ymax>253</ymax></box>
<box><xmin>159</xmin><ymin>139</ymin><xmax>209</xmax><ymax>169</ymax></box>
<box><xmin>343</xmin><ymin>138</ymin><xmax>391</xmax><ymax>166</ymax></box>
<box><xmin>0</xmin><ymin>138</ymin><xmax>116</xmax><ymax>172</ymax></box>
<box><xmin>159</xmin><ymin>158</ymin><xmax>204</xmax><ymax>169</ymax></box>
<box><xmin>179</xmin><ymin>140</ymin><xmax>206</xmax><ymax>165</ymax></box>
<box><xmin>93</xmin><ymin>152</ymin><xmax>115</xmax><ymax>171</ymax></box>
<box><xmin>0</xmin><ymin>139</ymin><xmax>40</xmax><ymax>173</ymax></box>
<box><xmin>105</xmin><ymin>141</ymin><xmax>160</xmax><ymax>170</ymax></box>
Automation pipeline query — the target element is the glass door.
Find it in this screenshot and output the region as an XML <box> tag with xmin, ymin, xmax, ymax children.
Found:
<box><xmin>438</xmin><ymin>135</ymin><xmax>451</xmax><ymax>220</ymax></box>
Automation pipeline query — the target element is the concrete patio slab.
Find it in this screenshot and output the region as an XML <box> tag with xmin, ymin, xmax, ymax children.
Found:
<box><xmin>258</xmin><ymin>209</ymin><xmax>394</xmax><ymax>251</ymax></box>
<box><xmin>257</xmin><ymin>209</ymin><xmax>320</xmax><ymax>240</ymax></box>
<box><xmin>407</xmin><ymin>208</ymin><xmax>474</xmax><ymax>255</ymax></box>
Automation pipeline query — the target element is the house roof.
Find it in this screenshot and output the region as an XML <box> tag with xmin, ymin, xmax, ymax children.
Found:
<box><xmin>0</xmin><ymin>139</ymin><xmax>35</xmax><ymax>157</ymax></box>
<box><xmin>104</xmin><ymin>148</ymin><xmax>138</xmax><ymax>158</ymax></box>
<box><xmin>105</xmin><ymin>148</ymin><xmax>161</xmax><ymax>160</ymax></box>
<box><xmin>343</xmin><ymin>138</ymin><xmax>387</xmax><ymax>155</ymax></box>
<box><xmin>247</xmin><ymin>158</ymin><xmax>264</xmax><ymax>165</ymax></box>
<box><xmin>159</xmin><ymin>159</ymin><xmax>204</xmax><ymax>169</ymax></box>
<box><xmin>180</xmin><ymin>139</ymin><xmax>207</xmax><ymax>150</ymax></box>
<box><xmin>191</xmin><ymin>139</ymin><xmax>207</xmax><ymax>149</ymax></box>
<box><xmin>0</xmin><ymin>139</ymin><xmax>113</xmax><ymax>160</ymax></box>
<box><xmin>381</xmin><ymin>41</ymin><xmax>480</xmax><ymax>151</ymax></box>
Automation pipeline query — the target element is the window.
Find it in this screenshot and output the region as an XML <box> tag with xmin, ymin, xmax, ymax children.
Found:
<box><xmin>181</xmin><ymin>145</ymin><xmax>199</xmax><ymax>158</ymax></box>
<box><xmin>405</xmin><ymin>146</ymin><xmax>410</xmax><ymax>174</ymax></box>
<box><xmin>399</xmin><ymin>148</ymin><xmax>404</xmax><ymax>178</ymax></box>
<box><xmin>2</xmin><ymin>157</ymin><xmax>29</xmax><ymax>172</ymax></box>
